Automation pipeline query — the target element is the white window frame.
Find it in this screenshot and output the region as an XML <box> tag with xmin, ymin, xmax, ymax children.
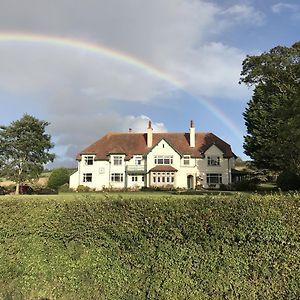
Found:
<box><xmin>113</xmin><ymin>155</ymin><xmax>123</xmax><ymax>166</ymax></box>
<box><xmin>83</xmin><ymin>173</ymin><xmax>92</xmax><ymax>182</ymax></box>
<box><xmin>208</xmin><ymin>156</ymin><xmax>220</xmax><ymax>166</ymax></box>
<box><xmin>152</xmin><ymin>172</ymin><xmax>175</xmax><ymax>184</ymax></box>
<box><xmin>132</xmin><ymin>176</ymin><xmax>138</xmax><ymax>182</ymax></box>
<box><xmin>154</xmin><ymin>155</ymin><xmax>173</xmax><ymax>165</ymax></box>
<box><xmin>84</xmin><ymin>156</ymin><xmax>94</xmax><ymax>166</ymax></box>
<box><xmin>111</xmin><ymin>173</ymin><xmax>124</xmax><ymax>182</ymax></box>
<box><xmin>135</xmin><ymin>155</ymin><xmax>143</xmax><ymax>165</ymax></box>
<box><xmin>183</xmin><ymin>155</ymin><xmax>190</xmax><ymax>166</ymax></box>
<box><xmin>206</xmin><ymin>173</ymin><xmax>222</xmax><ymax>185</ymax></box>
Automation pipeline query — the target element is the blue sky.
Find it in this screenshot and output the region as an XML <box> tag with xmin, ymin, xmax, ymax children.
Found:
<box><xmin>0</xmin><ymin>0</ymin><xmax>299</xmax><ymax>167</ymax></box>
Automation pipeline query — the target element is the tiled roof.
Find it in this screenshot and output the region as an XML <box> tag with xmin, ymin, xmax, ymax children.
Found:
<box><xmin>76</xmin><ymin>132</ymin><xmax>234</xmax><ymax>160</ymax></box>
<box><xmin>150</xmin><ymin>165</ymin><xmax>178</xmax><ymax>172</ymax></box>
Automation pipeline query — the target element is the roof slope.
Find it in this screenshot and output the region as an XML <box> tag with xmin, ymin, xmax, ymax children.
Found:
<box><xmin>76</xmin><ymin>132</ymin><xmax>234</xmax><ymax>160</ymax></box>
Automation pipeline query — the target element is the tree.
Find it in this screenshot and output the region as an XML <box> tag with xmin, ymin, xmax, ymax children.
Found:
<box><xmin>240</xmin><ymin>42</ymin><xmax>300</xmax><ymax>174</ymax></box>
<box><xmin>47</xmin><ymin>168</ymin><xmax>70</xmax><ymax>190</ymax></box>
<box><xmin>0</xmin><ymin>114</ymin><xmax>55</xmax><ymax>194</ymax></box>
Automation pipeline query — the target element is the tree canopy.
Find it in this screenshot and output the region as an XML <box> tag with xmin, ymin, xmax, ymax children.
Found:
<box><xmin>240</xmin><ymin>42</ymin><xmax>300</xmax><ymax>173</ymax></box>
<box><xmin>0</xmin><ymin>114</ymin><xmax>55</xmax><ymax>194</ymax></box>
<box><xmin>47</xmin><ymin>168</ymin><xmax>70</xmax><ymax>190</ymax></box>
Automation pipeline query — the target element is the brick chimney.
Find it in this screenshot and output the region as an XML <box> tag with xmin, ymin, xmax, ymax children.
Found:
<box><xmin>189</xmin><ymin>120</ymin><xmax>195</xmax><ymax>148</ymax></box>
<box><xmin>147</xmin><ymin>120</ymin><xmax>153</xmax><ymax>148</ymax></box>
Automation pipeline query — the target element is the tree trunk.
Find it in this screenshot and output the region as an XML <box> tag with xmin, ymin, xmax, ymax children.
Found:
<box><xmin>15</xmin><ymin>182</ymin><xmax>20</xmax><ymax>195</ymax></box>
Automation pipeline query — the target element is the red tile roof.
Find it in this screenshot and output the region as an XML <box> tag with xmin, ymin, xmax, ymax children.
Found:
<box><xmin>150</xmin><ymin>165</ymin><xmax>178</xmax><ymax>172</ymax></box>
<box><xmin>76</xmin><ymin>132</ymin><xmax>234</xmax><ymax>160</ymax></box>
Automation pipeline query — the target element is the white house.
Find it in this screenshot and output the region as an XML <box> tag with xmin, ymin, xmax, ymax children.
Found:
<box><xmin>70</xmin><ymin>120</ymin><xmax>236</xmax><ymax>190</ymax></box>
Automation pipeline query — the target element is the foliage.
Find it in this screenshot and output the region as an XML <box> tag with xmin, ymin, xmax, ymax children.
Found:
<box><xmin>76</xmin><ymin>185</ymin><xmax>95</xmax><ymax>192</ymax></box>
<box><xmin>240</xmin><ymin>42</ymin><xmax>300</xmax><ymax>174</ymax></box>
<box><xmin>48</xmin><ymin>168</ymin><xmax>70</xmax><ymax>189</ymax></box>
<box><xmin>0</xmin><ymin>114</ymin><xmax>55</xmax><ymax>194</ymax></box>
<box><xmin>59</xmin><ymin>183</ymin><xmax>74</xmax><ymax>193</ymax></box>
<box><xmin>0</xmin><ymin>193</ymin><xmax>300</xmax><ymax>299</ymax></box>
<box><xmin>277</xmin><ymin>170</ymin><xmax>300</xmax><ymax>191</ymax></box>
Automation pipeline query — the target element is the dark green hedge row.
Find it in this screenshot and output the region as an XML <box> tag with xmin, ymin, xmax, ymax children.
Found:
<box><xmin>0</xmin><ymin>193</ymin><xmax>300</xmax><ymax>299</ymax></box>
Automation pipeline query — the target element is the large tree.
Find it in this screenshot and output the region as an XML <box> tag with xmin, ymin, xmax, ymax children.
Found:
<box><xmin>240</xmin><ymin>42</ymin><xmax>300</xmax><ymax>173</ymax></box>
<box><xmin>0</xmin><ymin>114</ymin><xmax>55</xmax><ymax>194</ymax></box>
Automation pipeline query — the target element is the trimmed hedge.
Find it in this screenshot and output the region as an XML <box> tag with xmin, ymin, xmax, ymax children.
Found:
<box><xmin>0</xmin><ymin>193</ymin><xmax>300</xmax><ymax>299</ymax></box>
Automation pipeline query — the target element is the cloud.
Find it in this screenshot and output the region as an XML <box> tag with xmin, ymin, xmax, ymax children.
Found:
<box><xmin>219</xmin><ymin>4</ymin><xmax>265</xmax><ymax>26</ymax></box>
<box><xmin>0</xmin><ymin>0</ymin><xmax>256</xmax><ymax>166</ymax></box>
<box><xmin>271</xmin><ymin>3</ymin><xmax>300</xmax><ymax>14</ymax></box>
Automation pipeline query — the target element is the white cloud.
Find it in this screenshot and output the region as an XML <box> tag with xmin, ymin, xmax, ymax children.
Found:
<box><xmin>220</xmin><ymin>4</ymin><xmax>265</xmax><ymax>26</ymax></box>
<box><xmin>0</xmin><ymin>0</ymin><xmax>257</xmax><ymax>165</ymax></box>
<box><xmin>271</xmin><ymin>3</ymin><xmax>299</xmax><ymax>14</ymax></box>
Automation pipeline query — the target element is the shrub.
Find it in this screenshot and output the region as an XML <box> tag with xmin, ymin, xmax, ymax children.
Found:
<box><xmin>277</xmin><ymin>170</ymin><xmax>300</xmax><ymax>191</ymax></box>
<box><xmin>232</xmin><ymin>179</ymin><xmax>258</xmax><ymax>191</ymax></box>
<box><xmin>77</xmin><ymin>185</ymin><xmax>94</xmax><ymax>192</ymax></box>
<box><xmin>59</xmin><ymin>183</ymin><xmax>74</xmax><ymax>193</ymax></box>
<box><xmin>47</xmin><ymin>168</ymin><xmax>70</xmax><ymax>189</ymax></box>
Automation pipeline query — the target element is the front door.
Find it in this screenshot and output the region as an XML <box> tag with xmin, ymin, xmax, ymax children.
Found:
<box><xmin>187</xmin><ymin>175</ymin><xmax>194</xmax><ymax>189</ymax></box>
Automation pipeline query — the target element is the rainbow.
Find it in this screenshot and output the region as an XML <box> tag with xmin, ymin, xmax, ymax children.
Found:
<box><xmin>0</xmin><ymin>32</ymin><xmax>243</xmax><ymax>140</ymax></box>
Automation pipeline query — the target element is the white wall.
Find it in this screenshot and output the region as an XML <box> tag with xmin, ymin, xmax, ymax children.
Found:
<box><xmin>197</xmin><ymin>144</ymin><xmax>231</xmax><ymax>188</ymax></box>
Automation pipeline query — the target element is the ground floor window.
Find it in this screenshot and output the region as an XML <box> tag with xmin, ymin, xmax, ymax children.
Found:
<box><xmin>206</xmin><ymin>173</ymin><xmax>222</xmax><ymax>185</ymax></box>
<box><xmin>111</xmin><ymin>173</ymin><xmax>124</xmax><ymax>182</ymax></box>
<box><xmin>132</xmin><ymin>176</ymin><xmax>138</xmax><ymax>182</ymax></box>
<box><xmin>152</xmin><ymin>172</ymin><xmax>175</xmax><ymax>184</ymax></box>
<box><xmin>83</xmin><ymin>173</ymin><xmax>92</xmax><ymax>182</ymax></box>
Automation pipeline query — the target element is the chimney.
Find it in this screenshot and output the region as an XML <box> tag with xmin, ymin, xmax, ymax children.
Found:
<box><xmin>189</xmin><ymin>120</ymin><xmax>195</xmax><ymax>148</ymax></box>
<box><xmin>147</xmin><ymin>120</ymin><xmax>153</xmax><ymax>148</ymax></box>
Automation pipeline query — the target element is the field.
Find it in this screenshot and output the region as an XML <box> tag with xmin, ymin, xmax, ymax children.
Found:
<box><xmin>0</xmin><ymin>192</ymin><xmax>300</xmax><ymax>299</ymax></box>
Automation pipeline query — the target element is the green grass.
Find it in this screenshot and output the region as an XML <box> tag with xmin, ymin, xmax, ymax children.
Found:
<box><xmin>0</xmin><ymin>192</ymin><xmax>299</xmax><ymax>299</ymax></box>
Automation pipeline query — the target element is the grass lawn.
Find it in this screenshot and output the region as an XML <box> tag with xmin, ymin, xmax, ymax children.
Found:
<box><xmin>0</xmin><ymin>192</ymin><xmax>299</xmax><ymax>299</ymax></box>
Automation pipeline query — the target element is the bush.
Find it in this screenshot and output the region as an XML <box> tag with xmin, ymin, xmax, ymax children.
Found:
<box><xmin>47</xmin><ymin>168</ymin><xmax>70</xmax><ymax>189</ymax></box>
<box><xmin>232</xmin><ymin>179</ymin><xmax>258</xmax><ymax>191</ymax></box>
<box><xmin>277</xmin><ymin>170</ymin><xmax>300</xmax><ymax>191</ymax></box>
<box><xmin>76</xmin><ymin>185</ymin><xmax>95</xmax><ymax>192</ymax></box>
<box><xmin>0</xmin><ymin>193</ymin><xmax>300</xmax><ymax>299</ymax></box>
<box><xmin>59</xmin><ymin>183</ymin><xmax>74</xmax><ymax>193</ymax></box>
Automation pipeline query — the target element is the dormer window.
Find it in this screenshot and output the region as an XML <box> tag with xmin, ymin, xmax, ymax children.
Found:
<box><xmin>84</xmin><ymin>156</ymin><xmax>94</xmax><ymax>165</ymax></box>
<box><xmin>208</xmin><ymin>156</ymin><xmax>220</xmax><ymax>166</ymax></box>
<box><xmin>183</xmin><ymin>155</ymin><xmax>190</xmax><ymax>166</ymax></box>
<box><xmin>113</xmin><ymin>155</ymin><xmax>123</xmax><ymax>166</ymax></box>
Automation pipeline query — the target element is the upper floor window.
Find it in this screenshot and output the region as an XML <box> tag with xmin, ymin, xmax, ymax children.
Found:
<box><xmin>113</xmin><ymin>155</ymin><xmax>123</xmax><ymax>166</ymax></box>
<box><xmin>183</xmin><ymin>155</ymin><xmax>190</xmax><ymax>166</ymax></box>
<box><xmin>84</xmin><ymin>156</ymin><xmax>94</xmax><ymax>165</ymax></box>
<box><xmin>208</xmin><ymin>156</ymin><xmax>220</xmax><ymax>166</ymax></box>
<box><xmin>83</xmin><ymin>173</ymin><xmax>92</xmax><ymax>182</ymax></box>
<box><xmin>135</xmin><ymin>155</ymin><xmax>143</xmax><ymax>165</ymax></box>
<box><xmin>154</xmin><ymin>155</ymin><xmax>173</xmax><ymax>165</ymax></box>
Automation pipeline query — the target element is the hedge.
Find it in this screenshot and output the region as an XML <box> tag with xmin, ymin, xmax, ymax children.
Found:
<box><xmin>0</xmin><ymin>193</ymin><xmax>299</xmax><ymax>299</ymax></box>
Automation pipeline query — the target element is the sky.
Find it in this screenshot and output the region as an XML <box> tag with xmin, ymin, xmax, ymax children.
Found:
<box><xmin>0</xmin><ymin>0</ymin><xmax>299</xmax><ymax>168</ymax></box>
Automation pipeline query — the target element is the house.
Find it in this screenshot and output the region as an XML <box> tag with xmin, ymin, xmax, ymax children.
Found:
<box><xmin>69</xmin><ymin>120</ymin><xmax>236</xmax><ymax>190</ymax></box>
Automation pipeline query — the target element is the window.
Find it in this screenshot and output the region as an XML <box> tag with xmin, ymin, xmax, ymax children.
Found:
<box><xmin>84</xmin><ymin>156</ymin><xmax>94</xmax><ymax>165</ymax></box>
<box><xmin>111</xmin><ymin>173</ymin><xmax>124</xmax><ymax>182</ymax></box>
<box><xmin>152</xmin><ymin>172</ymin><xmax>175</xmax><ymax>184</ymax></box>
<box><xmin>113</xmin><ymin>156</ymin><xmax>123</xmax><ymax>166</ymax></box>
<box><xmin>132</xmin><ymin>176</ymin><xmax>138</xmax><ymax>182</ymax></box>
<box><xmin>83</xmin><ymin>173</ymin><xmax>92</xmax><ymax>182</ymax></box>
<box><xmin>208</xmin><ymin>156</ymin><xmax>220</xmax><ymax>166</ymax></box>
<box><xmin>154</xmin><ymin>155</ymin><xmax>173</xmax><ymax>165</ymax></box>
<box><xmin>206</xmin><ymin>173</ymin><xmax>222</xmax><ymax>185</ymax></box>
<box><xmin>135</xmin><ymin>156</ymin><xmax>142</xmax><ymax>165</ymax></box>
<box><xmin>183</xmin><ymin>155</ymin><xmax>190</xmax><ymax>166</ymax></box>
